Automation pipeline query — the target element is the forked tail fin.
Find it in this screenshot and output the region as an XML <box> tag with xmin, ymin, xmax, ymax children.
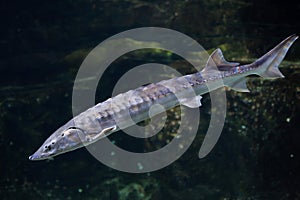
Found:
<box><xmin>253</xmin><ymin>34</ymin><xmax>298</xmax><ymax>78</ymax></box>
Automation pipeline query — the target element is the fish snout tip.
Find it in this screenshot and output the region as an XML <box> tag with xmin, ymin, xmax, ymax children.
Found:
<box><xmin>28</xmin><ymin>155</ymin><xmax>34</xmax><ymax>160</ymax></box>
<box><xmin>29</xmin><ymin>153</ymin><xmax>39</xmax><ymax>161</ymax></box>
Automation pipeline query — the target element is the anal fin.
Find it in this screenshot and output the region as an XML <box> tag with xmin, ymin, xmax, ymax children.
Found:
<box><xmin>226</xmin><ymin>78</ymin><xmax>250</xmax><ymax>93</ymax></box>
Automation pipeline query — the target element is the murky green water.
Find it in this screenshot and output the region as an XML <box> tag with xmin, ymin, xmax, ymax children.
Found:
<box><xmin>1</xmin><ymin>0</ymin><xmax>299</xmax><ymax>199</ymax></box>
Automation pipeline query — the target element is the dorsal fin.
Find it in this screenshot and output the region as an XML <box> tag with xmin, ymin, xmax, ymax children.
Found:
<box><xmin>203</xmin><ymin>49</ymin><xmax>240</xmax><ymax>72</ymax></box>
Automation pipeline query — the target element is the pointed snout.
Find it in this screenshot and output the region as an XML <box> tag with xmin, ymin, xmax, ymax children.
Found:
<box><xmin>28</xmin><ymin>152</ymin><xmax>41</xmax><ymax>161</ymax></box>
<box><xmin>28</xmin><ymin>155</ymin><xmax>35</xmax><ymax>160</ymax></box>
<box><xmin>28</xmin><ymin>149</ymin><xmax>46</xmax><ymax>161</ymax></box>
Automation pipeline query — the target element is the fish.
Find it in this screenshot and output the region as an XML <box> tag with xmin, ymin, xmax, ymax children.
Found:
<box><xmin>29</xmin><ymin>35</ymin><xmax>298</xmax><ymax>161</ymax></box>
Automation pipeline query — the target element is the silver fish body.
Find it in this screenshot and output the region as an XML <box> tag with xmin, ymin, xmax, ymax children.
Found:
<box><xmin>29</xmin><ymin>35</ymin><xmax>298</xmax><ymax>161</ymax></box>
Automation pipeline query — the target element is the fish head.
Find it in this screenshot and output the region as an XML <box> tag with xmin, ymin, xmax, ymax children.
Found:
<box><xmin>29</xmin><ymin>122</ymin><xmax>86</xmax><ymax>161</ymax></box>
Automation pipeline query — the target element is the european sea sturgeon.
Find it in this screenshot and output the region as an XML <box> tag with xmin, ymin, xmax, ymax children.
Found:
<box><xmin>29</xmin><ymin>35</ymin><xmax>298</xmax><ymax>161</ymax></box>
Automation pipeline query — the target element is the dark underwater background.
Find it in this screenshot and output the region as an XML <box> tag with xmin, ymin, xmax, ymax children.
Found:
<box><xmin>1</xmin><ymin>0</ymin><xmax>300</xmax><ymax>199</ymax></box>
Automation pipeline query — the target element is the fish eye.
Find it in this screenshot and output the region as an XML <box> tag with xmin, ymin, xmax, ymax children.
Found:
<box><xmin>68</xmin><ymin>127</ymin><xmax>78</xmax><ymax>130</ymax></box>
<box><xmin>62</xmin><ymin>126</ymin><xmax>85</xmax><ymax>138</ymax></box>
<box><xmin>66</xmin><ymin>126</ymin><xmax>84</xmax><ymax>133</ymax></box>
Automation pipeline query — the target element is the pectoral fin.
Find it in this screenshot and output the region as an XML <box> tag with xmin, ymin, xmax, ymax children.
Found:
<box><xmin>181</xmin><ymin>96</ymin><xmax>202</xmax><ymax>108</ymax></box>
<box><xmin>86</xmin><ymin>125</ymin><xmax>117</xmax><ymax>143</ymax></box>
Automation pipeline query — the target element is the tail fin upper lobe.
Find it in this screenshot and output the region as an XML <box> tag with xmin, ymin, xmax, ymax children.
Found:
<box><xmin>253</xmin><ymin>34</ymin><xmax>298</xmax><ymax>79</ymax></box>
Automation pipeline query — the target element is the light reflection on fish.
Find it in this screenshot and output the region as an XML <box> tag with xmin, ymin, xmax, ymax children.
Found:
<box><xmin>29</xmin><ymin>35</ymin><xmax>298</xmax><ymax>161</ymax></box>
